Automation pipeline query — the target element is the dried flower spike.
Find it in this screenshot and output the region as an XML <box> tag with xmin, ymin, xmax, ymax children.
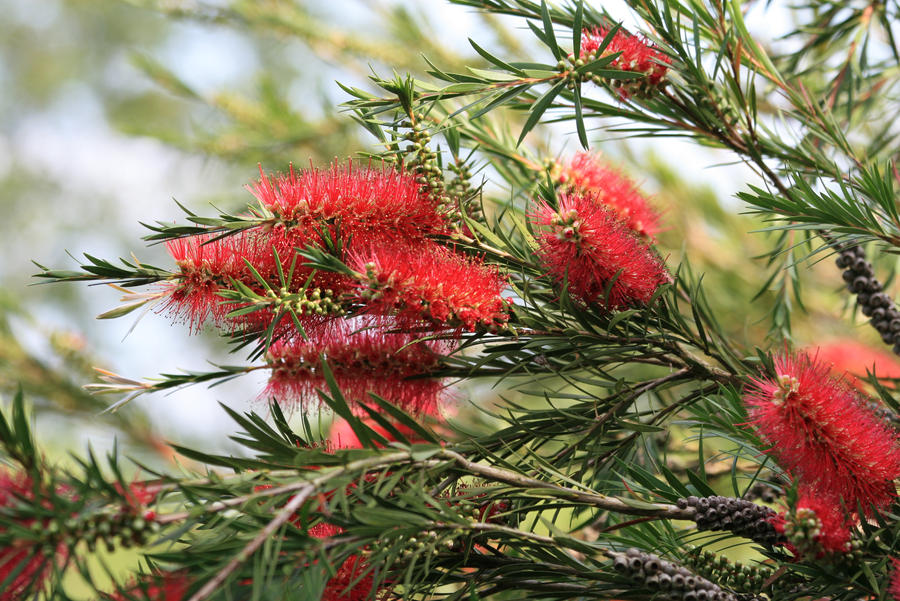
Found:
<box><xmin>580</xmin><ymin>25</ymin><xmax>671</xmax><ymax>97</ymax></box>
<box><xmin>532</xmin><ymin>193</ymin><xmax>668</xmax><ymax>308</ymax></box>
<box><xmin>558</xmin><ymin>152</ymin><xmax>661</xmax><ymax>238</ymax></box>
<box><xmin>744</xmin><ymin>352</ymin><xmax>900</xmax><ymax>513</ymax></box>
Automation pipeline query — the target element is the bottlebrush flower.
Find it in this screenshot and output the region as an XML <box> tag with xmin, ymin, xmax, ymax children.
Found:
<box><xmin>812</xmin><ymin>339</ymin><xmax>900</xmax><ymax>389</ymax></box>
<box><xmin>531</xmin><ymin>193</ymin><xmax>668</xmax><ymax>308</ymax></box>
<box><xmin>264</xmin><ymin>319</ymin><xmax>449</xmax><ymax>415</ymax></box>
<box><xmin>330</xmin><ymin>416</ymin><xmax>433</xmax><ymax>449</ymax></box>
<box><xmin>776</xmin><ymin>492</ymin><xmax>852</xmax><ymax>557</ymax></box>
<box><xmin>162</xmin><ymin>231</ymin><xmax>352</xmax><ymax>334</ymax></box>
<box><xmin>105</xmin><ymin>572</ymin><xmax>190</xmax><ymax>601</ymax></box>
<box><xmin>580</xmin><ymin>25</ymin><xmax>671</xmax><ymax>97</ymax></box>
<box><xmin>0</xmin><ymin>471</ymin><xmax>63</xmax><ymax>601</ymax></box>
<box><xmin>744</xmin><ymin>352</ymin><xmax>900</xmax><ymax>513</ymax></box>
<box><xmin>307</xmin><ymin>523</ymin><xmax>376</xmax><ymax>601</ymax></box>
<box><xmin>248</xmin><ymin>161</ymin><xmax>448</xmax><ymax>245</ymax></box>
<box><xmin>349</xmin><ymin>242</ymin><xmax>511</xmax><ymax>331</ymax></box>
<box><xmin>890</xmin><ymin>557</ymin><xmax>900</xmax><ymax>601</ymax></box>
<box><xmin>557</xmin><ymin>152</ymin><xmax>661</xmax><ymax>238</ymax></box>
<box><xmin>161</xmin><ymin>232</ymin><xmax>276</xmax><ymax>330</ymax></box>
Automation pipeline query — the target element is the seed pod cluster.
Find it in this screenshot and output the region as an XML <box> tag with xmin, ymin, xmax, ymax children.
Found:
<box><xmin>54</xmin><ymin>511</ymin><xmax>160</xmax><ymax>553</ymax></box>
<box><xmin>610</xmin><ymin>547</ymin><xmax>740</xmax><ymax>600</ymax></box>
<box><xmin>677</xmin><ymin>496</ymin><xmax>785</xmax><ymax>546</ymax></box>
<box><xmin>867</xmin><ymin>400</ymin><xmax>900</xmax><ymax>429</ymax></box>
<box><xmin>835</xmin><ymin>245</ymin><xmax>900</xmax><ymax>353</ymax></box>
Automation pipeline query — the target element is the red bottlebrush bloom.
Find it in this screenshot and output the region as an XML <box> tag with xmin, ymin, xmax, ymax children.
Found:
<box><xmin>531</xmin><ymin>193</ymin><xmax>668</xmax><ymax>308</ymax></box>
<box><xmin>306</xmin><ymin>524</ymin><xmax>376</xmax><ymax>601</ymax></box>
<box><xmin>776</xmin><ymin>492</ymin><xmax>852</xmax><ymax>557</ymax></box>
<box><xmin>349</xmin><ymin>242</ymin><xmax>511</xmax><ymax>331</ymax></box>
<box><xmin>105</xmin><ymin>572</ymin><xmax>190</xmax><ymax>601</ymax></box>
<box><xmin>558</xmin><ymin>152</ymin><xmax>661</xmax><ymax>238</ymax></box>
<box><xmin>264</xmin><ymin>319</ymin><xmax>449</xmax><ymax>415</ymax></box>
<box><xmin>811</xmin><ymin>339</ymin><xmax>900</xmax><ymax>389</ymax></box>
<box><xmin>0</xmin><ymin>471</ymin><xmax>64</xmax><ymax>601</ymax></box>
<box><xmin>580</xmin><ymin>26</ymin><xmax>671</xmax><ymax>97</ymax></box>
<box><xmin>889</xmin><ymin>557</ymin><xmax>900</xmax><ymax>601</ymax></box>
<box><xmin>744</xmin><ymin>352</ymin><xmax>900</xmax><ymax>513</ymax></box>
<box><xmin>161</xmin><ymin>232</ymin><xmax>277</xmax><ymax>330</ymax></box>
<box><xmin>162</xmin><ymin>231</ymin><xmax>352</xmax><ymax>334</ymax></box>
<box><xmin>248</xmin><ymin>162</ymin><xmax>448</xmax><ymax>244</ymax></box>
<box><xmin>330</xmin><ymin>416</ymin><xmax>434</xmax><ymax>449</ymax></box>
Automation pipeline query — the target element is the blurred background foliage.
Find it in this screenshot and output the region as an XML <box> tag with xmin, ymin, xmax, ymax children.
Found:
<box><xmin>2</xmin><ymin>0</ymin><xmax>898</xmax><ymax>511</ymax></box>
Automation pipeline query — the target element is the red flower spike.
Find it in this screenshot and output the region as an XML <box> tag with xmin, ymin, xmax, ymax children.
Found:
<box><xmin>744</xmin><ymin>352</ymin><xmax>900</xmax><ymax>514</ymax></box>
<box><xmin>305</xmin><ymin>523</ymin><xmax>376</xmax><ymax>601</ymax></box>
<box><xmin>0</xmin><ymin>471</ymin><xmax>66</xmax><ymax>601</ymax></box>
<box><xmin>580</xmin><ymin>26</ymin><xmax>671</xmax><ymax>97</ymax></box>
<box><xmin>265</xmin><ymin>319</ymin><xmax>450</xmax><ymax>415</ymax></box>
<box><xmin>531</xmin><ymin>193</ymin><xmax>668</xmax><ymax>308</ymax></box>
<box><xmin>105</xmin><ymin>572</ymin><xmax>190</xmax><ymax>601</ymax></box>
<box><xmin>161</xmin><ymin>232</ymin><xmax>278</xmax><ymax>331</ymax></box>
<box><xmin>810</xmin><ymin>339</ymin><xmax>900</xmax><ymax>390</ymax></box>
<box><xmin>162</xmin><ymin>231</ymin><xmax>353</xmax><ymax>335</ymax></box>
<box><xmin>349</xmin><ymin>242</ymin><xmax>511</xmax><ymax>331</ymax></box>
<box><xmin>889</xmin><ymin>557</ymin><xmax>900</xmax><ymax>601</ymax></box>
<box><xmin>777</xmin><ymin>492</ymin><xmax>852</xmax><ymax>557</ymax></box>
<box><xmin>248</xmin><ymin>161</ymin><xmax>448</xmax><ymax>244</ymax></box>
<box><xmin>330</xmin><ymin>416</ymin><xmax>434</xmax><ymax>449</ymax></box>
<box><xmin>558</xmin><ymin>152</ymin><xmax>661</xmax><ymax>238</ymax></box>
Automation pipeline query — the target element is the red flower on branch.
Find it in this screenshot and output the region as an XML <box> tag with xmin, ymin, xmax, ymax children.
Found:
<box><xmin>106</xmin><ymin>572</ymin><xmax>190</xmax><ymax>601</ymax></box>
<box><xmin>889</xmin><ymin>557</ymin><xmax>900</xmax><ymax>601</ymax></box>
<box><xmin>162</xmin><ymin>232</ymin><xmax>285</xmax><ymax>330</ymax></box>
<box><xmin>531</xmin><ymin>193</ymin><xmax>668</xmax><ymax>308</ymax></box>
<box><xmin>265</xmin><ymin>319</ymin><xmax>449</xmax><ymax>415</ymax></box>
<box><xmin>744</xmin><ymin>352</ymin><xmax>900</xmax><ymax>514</ymax></box>
<box><xmin>811</xmin><ymin>339</ymin><xmax>900</xmax><ymax>389</ymax></box>
<box><xmin>0</xmin><ymin>471</ymin><xmax>66</xmax><ymax>601</ymax></box>
<box><xmin>248</xmin><ymin>162</ymin><xmax>448</xmax><ymax>245</ymax></box>
<box><xmin>558</xmin><ymin>152</ymin><xmax>661</xmax><ymax>238</ymax></box>
<box><xmin>774</xmin><ymin>491</ymin><xmax>852</xmax><ymax>557</ymax></box>
<box><xmin>580</xmin><ymin>25</ymin><xmax>671</xmax><ymax>97</ymax></box>
<box><xmin>307</xmin><ymin>523</ymin><xmax>376</xmax><ymax>601</ymax></box>
<box><xmin>349</xmin><ymin>243</ymin><xmax>510</xmax><ymax>331</ymax></box>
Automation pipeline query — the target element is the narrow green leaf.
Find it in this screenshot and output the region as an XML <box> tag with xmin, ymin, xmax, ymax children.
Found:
<box><xmin>517</xmin><ymin>80</ymin><xmax>565</xmax><ymax>146</ymax></box>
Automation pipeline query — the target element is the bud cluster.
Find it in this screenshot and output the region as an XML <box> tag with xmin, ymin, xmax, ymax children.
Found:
<box><xmin>835</xmin><ymin>245</ymin><xmax>900</xmax><ymax>353</ymax></box>
<box><xmin>683</xmin><ymin>548</ymin><xmax>773</xmax><ymax>594</ymax></box>
<box><xmin>55</xmin><ymin>510</ymin><xmax>161</xmax><ymax>553</ymax></box>
<box><xmin>610</xmin><ymin>547</ymin><xmax>740</xmax><ymax>600</ymax></box>
<box><xmin>261</xmin><ymin>286</ymin><xmax>345</xmax><ymax>318</ymax></box>
<box><xmin>401</xmin><ymin>115</ymin><xmax>450</xmax><ymax>213</ymax></box>
<box><xmin>676</xmin><ymin>496</ymin><xmax>785</xmax><ymax>546</ymax></box>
